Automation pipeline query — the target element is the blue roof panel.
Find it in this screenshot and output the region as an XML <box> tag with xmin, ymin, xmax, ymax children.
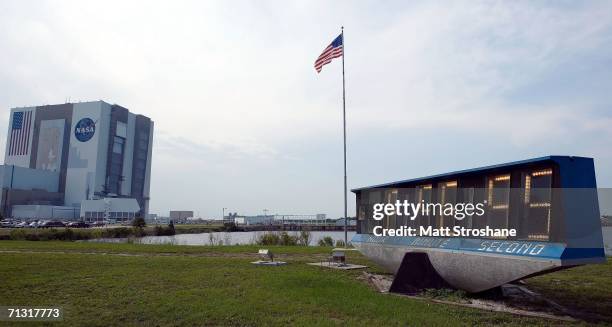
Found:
<box><xmin>351</xmin><ymin>155</ymin><xmax>589</xmax><ymax>192</ymax></box>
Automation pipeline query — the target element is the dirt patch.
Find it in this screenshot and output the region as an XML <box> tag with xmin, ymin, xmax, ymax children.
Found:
<box><xmin>361</xmin><ymin>272</ymin><xmax>583</xmax><ymax>322</ymax></box>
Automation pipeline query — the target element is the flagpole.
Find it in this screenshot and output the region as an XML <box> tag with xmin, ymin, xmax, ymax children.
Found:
<box><xmin>341</xmin><ymin>26</ymin><xmax>348</xmax><ymax>246</ymax></box>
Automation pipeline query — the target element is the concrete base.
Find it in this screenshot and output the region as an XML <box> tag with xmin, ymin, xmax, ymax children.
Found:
<box><xmin>353</xmin><ymin>241</ymin><xmax>564</xmax><ymax>293</ymax></box>
<box><xmin>390</xmin><ymin>252</ymin><xmax>453</xmax><ymax>294</ymax></box>
<box><xmin>307</xmin><ymin>262</ymin><xmax>367</xmax><ymax>270</ymax></box>
<box><xmin>251</xmin><ymin>260</ymin><xmax>287</xmax><ymax>266</ymax></box>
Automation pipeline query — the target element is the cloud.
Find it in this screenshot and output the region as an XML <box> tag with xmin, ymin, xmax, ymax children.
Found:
<box><xmin>1</xmin><ymin>1</ymin><xmax>611</xmax><ymax>217</ymax></box>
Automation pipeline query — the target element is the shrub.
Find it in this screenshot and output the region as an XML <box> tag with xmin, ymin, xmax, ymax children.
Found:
<box><xmin>298</xmin><ymin>230</ymin><xmax>311</xmax><ymax>246</ymax></box>
<box><xmin>25</xmin><ymin>233</ymin><xmax>40</xmax><ymax>241</ymax></box>
<box><xmin>9</xmin><ymin>229</ymin><xmax>27</xmax><ymax>240</ymax></box>
<box><xmin>6</xmin><ymin>226</ymin><xmax>146</xmax><ymax>242</ymax></box>
<box><xmin>256</xmin><ymin>232</ymin><xmax>280</xmax><ymax>246</ymax></box>
<box><xmin>90</xmin><ymin>228</ymin><xmax>104</xmax><ymax>239</ymax></box>
<box><xmin>132</xmin><ymin>227</ymin><xmax>146</xmax><ymax>237</ymax></box>
<box><xmin>335</xmin><ymin>240</ymin><xmax>345</xmax><ymax>247</ymax></box>
<box><xmin>255</xmin><ymin>232</ymin><xmax>298</xmax><ymax>246</ymax></box>
<box><xmin>222</xmin><ymin>222</ymin><xmax>237</xmax><ymax>232</ymax></box>
<box><xmin>73</xmin><ymin>229</ymin><xmax>93</xmax><ymax>240</ymax></box>
<box><xmin>154</xmin><ymin>224</ymin><xmax>176</xmax><ymax>236</ymax></box>
<box><xmin>113</xmin><ymin>227</ymin><xmax>133</xmax><ymax>238</ymax></box>
<box><xmin>279</xmin><ymin>232</ymin><xmax>298</xmax><ymax>246</ymax></box>
<box><xmin>208</xmin><ymin>232</ymin><xmax>217</xmax><ymax>245</ymax></box>
<box><xmin>95</xmin><ymin>227</ymin><xmax>133</xmax><ymax>238</ymax></box>
<box><xmin>36</xmin><ymin>229</ymin><xmax>54</xmax><ymax>241</ymax></box>
<box><xmin>318</xmin><ymin>236</ymin><xmax>334</xmax><ymax>247</ymax></box>
<box><xmin>61</xmin><ymin>228</ymin><xmax>75</xmax><ymax>240</ymax></box>
<box><xmin>132</xmin><ymin>217</ymin><xmax>146</xmax><ymax>228</ymax></box>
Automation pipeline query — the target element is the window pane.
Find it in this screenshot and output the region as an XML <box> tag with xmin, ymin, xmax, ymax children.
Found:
<box><xmin>486</xmin><ymin>175</ymin><xmax>510</xmax><ymax>234</ymax></box>
<box><xmin>437</xmin><ymin>181</ymin><xmax>457</xmax><ymax>228</ymax></box>
<box><xmin>113</xmin><ymin>137</ymin><xmax>124</xmax><ymax>154</ymax></box>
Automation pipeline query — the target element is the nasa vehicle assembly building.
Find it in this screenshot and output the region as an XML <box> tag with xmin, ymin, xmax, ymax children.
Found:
<box><xmin>2</xmin><ymin>100</ymin><xmax>153</xmax><ymax>222</ymax></box>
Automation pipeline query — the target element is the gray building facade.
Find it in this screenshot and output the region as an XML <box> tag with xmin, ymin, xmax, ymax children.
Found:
<box><xmin>4</xmin><ymin>100</ymin><xmax>154</xmax><ymax>217</ymax></box>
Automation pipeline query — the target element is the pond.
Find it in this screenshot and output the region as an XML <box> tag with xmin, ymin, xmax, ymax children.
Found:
<box><xmin>89</xmin><ymin>230</ymin><xmax>356</xmax><ymax>246</ymax></box>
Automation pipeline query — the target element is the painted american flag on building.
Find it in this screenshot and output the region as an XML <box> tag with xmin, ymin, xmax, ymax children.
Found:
<box><xmin>8</xmin><ymin>111</ymin><xmax>33</xmax><ymax>156</ymax></box>
<box><xmin>314</xmin><ymin>34</ymin><xmax>343</xmax><ymax>73</ymax></box>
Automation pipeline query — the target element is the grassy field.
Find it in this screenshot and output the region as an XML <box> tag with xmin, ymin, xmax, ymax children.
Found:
<box><xmin>526</xmin><ymin>261</ymin><xmax>612</xmax><ymax>322</ymax></box>
<box><xmin>0</xmin><ymin>241</ymin><xmax>609</xmax><ymax>326</ymax></box>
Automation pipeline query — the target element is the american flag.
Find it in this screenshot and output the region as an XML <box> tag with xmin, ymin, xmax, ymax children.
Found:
<box><xmin>9</xmin><ymin>111</ymin><xmax>33</xmax><ymax>156</ymax></box>
<box><xmin>314</xmin><ymin>34</ymin><xmax>343</xmax><ymax>73</ymax></box>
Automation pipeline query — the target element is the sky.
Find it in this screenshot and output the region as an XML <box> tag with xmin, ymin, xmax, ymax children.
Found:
<box><xmin>1</xmin><ymin>1</ymin><xmax>611</xmax><ymax>218</ymax></box>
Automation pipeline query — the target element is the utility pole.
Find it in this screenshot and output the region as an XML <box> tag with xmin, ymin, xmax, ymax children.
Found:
<box><xmin>341</xmin><ymin>26</ymin><xmax>348</xmax><ymax>246</ymax></box>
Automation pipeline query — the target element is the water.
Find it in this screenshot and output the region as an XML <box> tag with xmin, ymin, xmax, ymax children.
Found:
<box><xmin>91</xmin><ymin>230</ymin><xmax>356</xmax><ymax>247</ymax></box>
<box><xmin>88</xmin><ymin>228</ymin><xmax>612</xmax><ymax>255</ymax></box>
<box><xmin>603</xmin><ymin>226</ymin><xmax>612</xmax><ymax>256</ymax></box>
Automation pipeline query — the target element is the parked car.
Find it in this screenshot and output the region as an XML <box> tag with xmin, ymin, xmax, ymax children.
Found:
<box><xmin>29</xmin><ymin>221</ymin><xmax>40</xmax><ymax>228</ymax></box>
<box><xmin>67</xmin><ymin>221</ymin><xmax>90</xmax><ymax>228</ymax></box>
<box><xmin>90</xmin><ymin>221</ymin><xmax>106</xmax><ymax>227</ymax></box>
<box><xmin>40</xmin><ymin>221</ymin><xmax>66</xmax><ymax>228</ymax></box>
<box><xmin>1</xmin><ymin>220</ymin><xmax>14</xmax><ymax>228</ymax></box>
<box><xmin>15</xmin><ymin>221</ymin><xmax>29</xmax><ymax>228</ymax></box>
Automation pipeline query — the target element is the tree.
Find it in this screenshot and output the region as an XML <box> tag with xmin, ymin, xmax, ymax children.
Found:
<box><xmin>132</xmin><ymin>217</ymin><xmax>146</xmax><ymax>228</ymax></box>
<box><xmin>167</xmin><ymin>221</ymin><xmax>176</xmax><ymax>235</ymax></box>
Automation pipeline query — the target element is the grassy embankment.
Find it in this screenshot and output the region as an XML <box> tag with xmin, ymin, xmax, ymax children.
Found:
<box><xmin>526</xmin><ymin>261</ymin><xmax>612</xmax><ymax>322</ymax></box>
<box><xmin>1</xmin><ymin>241</ymin><xmax>611</xmax><ymax>325</ymax></box>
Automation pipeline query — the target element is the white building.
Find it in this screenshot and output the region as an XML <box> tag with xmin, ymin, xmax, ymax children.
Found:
<box><xmin>233</xmin><ymin>214</ymin><xmax>328</xmax><ymax>226</ymax></box>
<box><xmin>80</xmin><ymin>198</ymin><xmax>141</xmax><ymax>223</ymax></box>
<box><xmin>3</xmin><ymin>100</ymin><xmax>154</xmax><ymax>219</ymax></box>
<box><xmin>234</xmin><ymin>215</ymin><xmax>274</xmax><ymax>226</ymax></box>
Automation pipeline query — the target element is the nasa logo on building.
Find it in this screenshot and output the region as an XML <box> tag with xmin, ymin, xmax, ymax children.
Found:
<box><xmin>74</xmin><ymin>118</ymin><xmax>96</xmax><ymax>142</ymax></box>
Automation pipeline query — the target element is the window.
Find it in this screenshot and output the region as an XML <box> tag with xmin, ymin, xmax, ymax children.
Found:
<box><xmin>112</xmin><ymin>136</ymin><xmax>124</xmax><ymax>154</ymax></box>
<box><xmin>486</xmin><ymin>174</ymin><xmax>511</xmax><ymax>234</ymax></box>
<box><xmin>399</xmin><ymin>188</ymin><xmax>416</xmax><ymax>229</ymax></box>
<box><xmin>415</xmin><ymin>184</ymin><xmax>432</xmax><ymax>228</ymax></box>
<box><xmin>384</xmin><ymin>189</ymin><xmax>398</xmax><ymax>229</ymax></box>
<box><xmin>367</xmin><ymin>190</ymin><xmax>382</xmax><ymax>234</ymax></box>
<box><xmin>108</xmin><ymin>136</ymin><xmax>126</xmax><ymax>194</ymax></box>
<box><xmin>437</xmin><ymin>181</ymin><xmax>457</xmax><ymax>228</ymax></box>
<box><xmin>456</xmin><ymin>187</ymin><xmax>475</xmax><ymax>229</ymax></box>
<box><xmin>116</xmin><ymin>121</ymin><xmax>127</xmax><ymax>138</ymax></box>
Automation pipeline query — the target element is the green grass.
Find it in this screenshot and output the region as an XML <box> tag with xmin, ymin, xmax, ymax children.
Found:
<box><xmin>1</xmin><ymin>241</ymin><xmax>609</xmax><ymax>326</ymax></box>
<box><xmin>0</xmin><ymin>240</ymin><xmax>336</xmax><ymax>255</ymax></box>
<box><xmin>526</xmin><ymin>260</ymin><xmax>612</xmax><ymax>322</ymax></box>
